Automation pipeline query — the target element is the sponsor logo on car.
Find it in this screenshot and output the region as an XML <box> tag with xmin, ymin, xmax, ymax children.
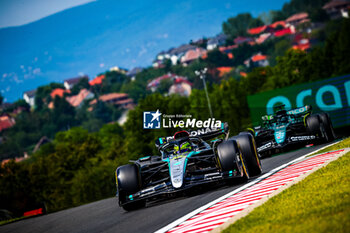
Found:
<box><xmin>257</xmin><ymin>142</ymin><xmax>272</xmax><ymax>152</ymax></box>
<box><xmin>290</xmin><ymin>135</ymin><xmax>316</xmax><ymax>141</ymax></box>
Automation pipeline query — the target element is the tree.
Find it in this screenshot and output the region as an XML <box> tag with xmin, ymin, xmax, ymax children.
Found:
<box><xmin>157</xmin><ymin>79</ymin><xmax>173</xmax><ymax>95</ymax></box>
<box><xmin>270</xmin><ymin>10</ymin><xmax>286</xmax><ymax>22</ymax></box>
<box><xmin>70</xmin><ymin>78</ymin><xmax>90</xmax><ymax>95</ymax></box>
<box><xmin>53</xmin><ymin>96</ymin><xmax>76</xmax><ymax>131</ymax></box>
<box><xmin>310</xmin><ymin>8</ymin><xmax>329</xmax><ymax>23</ymax></box>
<box><xmin>269</xmin><ymin>39</ymin><xmax>291</xmax><ymax>66</ymax></box>
<box><xmin>206</xmin><ymin>49</ymin><xmax>232</xmax><ymax>68</ymax></box>
<box><xmin>223</xmin><ymin>13</ymin><xmax>264</xmax><ymax>39</ymax></box>
<box><xmin>93</xmin><ymin>101</ymin><xmax>112</xmax><ymax>123</ymax></box>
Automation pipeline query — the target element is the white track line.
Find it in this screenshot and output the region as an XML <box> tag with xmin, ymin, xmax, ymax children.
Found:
<box><xmin>154</xmin><ymin>141</ymin><xmax>341</xmax><ymax>233</ymax></box>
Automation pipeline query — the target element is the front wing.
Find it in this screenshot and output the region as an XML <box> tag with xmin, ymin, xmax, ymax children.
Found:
<box><xmin>118</xmin><ymin>170</ymin><xmax>240</xmax><ymax>205</ymax></box>
<box><xmin>257</xmin><ymin>134</ymin><xmax>317</xmax><ymax>155</ymax></box>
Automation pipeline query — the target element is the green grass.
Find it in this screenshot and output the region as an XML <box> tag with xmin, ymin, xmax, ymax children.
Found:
<box><xmin>223</xmin><ymin>139</ymin><xmax>350</xmax><ymax>233</ymax></box>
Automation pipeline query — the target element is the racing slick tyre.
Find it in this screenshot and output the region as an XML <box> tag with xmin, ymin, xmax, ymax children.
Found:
<box><xmin>233</xmin><ymin>133</ymin><xmax>262</xmax><ymax>177</ymax></box>
<box><xmin>318</xmin><ymin>113</ymin><xmax>335</xmax><ymax>142</ymax></box>
<box><xmin>116</xmin><ymin>164</ymin><xmax>145</xmax><ymax>211</ymax></box>
<box><xmin>306</xmin><ymin>114</ymin><xmax>321</xmax><ymax>135</ymax></box>
<box><xmin>217</xmin><ymin>140</ymin><xmax>249</xmax><ymax>179</ymax></box>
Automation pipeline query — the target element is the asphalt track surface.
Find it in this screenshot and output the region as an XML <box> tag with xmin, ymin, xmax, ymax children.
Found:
<box><xmin>1</xmin><ymin>142</ymin><xmax>334</xmax><ymax>233</ymax></box>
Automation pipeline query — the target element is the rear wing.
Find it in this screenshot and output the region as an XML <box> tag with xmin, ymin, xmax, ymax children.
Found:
<box><xmin>155</xmin><ymin>122</ymin><xmax>229</xmax><ymax>148</ymax></box>
<box><xmin>262</xmin><ymin>105</ymin><xmax>312</xmax><ymax>122</ymax></box>
<box><xmin>286</xmin><ymin>105</ymin><xmax>312</xmax><ymax>115</ymax></box>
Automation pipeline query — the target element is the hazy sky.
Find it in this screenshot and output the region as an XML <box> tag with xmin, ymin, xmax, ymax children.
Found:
<box><xmin>0</xmin><ymin>0</ymin><xmax>96</xmax><ymax>28</ymax></box>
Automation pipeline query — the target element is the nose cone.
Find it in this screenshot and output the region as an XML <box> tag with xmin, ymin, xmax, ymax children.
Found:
<box><xmin>275</xmin><ymin>130</ymin><xmax>286</xmax><ymax>144</ymax></box>
<box><xmin>169</xmin><ymin>156</ymin><xmax>187</xmax><ymax>188</ymax></box>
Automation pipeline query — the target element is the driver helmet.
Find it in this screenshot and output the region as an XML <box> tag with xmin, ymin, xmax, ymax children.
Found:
<box><xmin>174</xmin><ymin>141</ymin><xmax>192</xmax><ymax>154</ymax></box>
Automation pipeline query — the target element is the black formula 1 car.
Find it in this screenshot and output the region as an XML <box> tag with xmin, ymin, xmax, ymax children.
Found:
<box><xmin>115</xmin><ymin>123</ymin><xmax>262</xmax><ymax>211</ymax></box>
<box><xmin>251</xmin><ymin>105</ymin><xmax>335</xmax><ymax>158</ymax></box>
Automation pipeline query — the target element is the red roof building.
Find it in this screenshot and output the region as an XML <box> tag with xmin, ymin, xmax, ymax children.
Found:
<box><xmin>90</xmin><ymin>93</ymin><xmax>134</xmax><ymax>109</ymax></box>
<box><xmin>286</xmin><ymin>12</ymin><xmax>309</xmax><ymax>25</ymax></box>
<box><xmin>293</xmin><ymin>38</ymin><xmax>311</xmax><ymax>51</ymax></box>
<box><xmin>245</xmin><ymin>53</ymin><xmax>269</xmax><ymax>68</ymax></box>
<box><xmin>217</xmin><ymin>67</ymin><xmax>234</xmax><ymax>77</ymax></box>
<box><xmin>270</xmin><ymin>21</ymin><xmax>286</xmax><ymax>28</ymax></box>
<box><xmin>240</xmin><ymin>71</ymin><xmax>247</xmax><ymax>77</ymax></box>
<box><xmin>0</xmin><ymin>115</ymin><xmax>15</xmax><ymax>132</ymax></box>
<box><xmin>256</xmin><ymin>33</ymin><xmax>271</xmax><ymax>44</ymax></box>
<box><xmin>248</xmin><ymin>21</ymin><xmax>286</xmax><ymax>36</ymax></box>
<box><xmin>274</xmin><ymin>28</ymin><xmax>294</xmax><ymax>37</ymax></box>
<box><xmin>169</xmin><ymin>79</ymin><xmax>193</xmax><ymax>97</ymax></box>
<box><xmin>147</xmin><ymin>73</ymin><xmax>188</xmax><ymax>91</ymax></box>
<box><xmin>89</xmin><ymin>74</ymin><xmax>105</xmax><ymax>86</ymax></box>
<box><xmin>251</xmin><ymin>54</ymin><xmax>267</xmax><ymax>62</ymax></box>
<box><xmin>247</xmin><ymin>25</ymin><xmax>268</xmax><ymax>35</ymax></box>
<box><xmin>234</xmin><ymin>36</ymin><xmax>254</xmax><ymax>45</ymax></box>
<box><xmin>219</xmin><ymin>45</ymin><xmax>238</xmax><ymax>53</ymax></box>
<box><xmin>181</xmin><ymin>48</ymin><xmax>207</xmax><ymax>64</ymax></box>
<box><xmin>50</xmin><ymin>88</ymin><xmax>70</xmax><ymax>99</ymax></box>
<box><xmin>323</xmin><ymin>0</ymin><xmax>350</xmax><ymax>19</ymax></box>
<box><xmin>66</xmin><ymin>89</ymin><xmax>94</xmax><ymax>108</ymax></box>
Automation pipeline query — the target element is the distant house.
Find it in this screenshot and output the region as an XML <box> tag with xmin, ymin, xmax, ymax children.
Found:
<box><xmin>234</xmin><ymin>36</ymin><xmax>254</xmax><ymax>45</ymax></box>
<box><xmin>126</xmin><ymin>67</ymin><xmax>143</xmax><ymax>81</ymax></box>
<box><xmin>248</xmin><ymin>25</ymin><xmax>269</xmax><ymax>35</ymax></box>
<box><xmin>147</xmin><ymin>73</ymin><xmax>189</xmax><ymax>92</ymax></box>
<box><xmin>207</xmin><ymin>34</ymin><xmax>228</xmax><ymax>50</ymax></box>
<box><xmin>90</xmin><ymin>93</ymin><xmax>134</xmax><ymax>109</ymax></box>
<box><xmin>248</xmin><ymin>21</ymin><xmax>286</xmax><ymax>36</ymax></box>
<box><xmin>168</xmin><ymin>78</ymin><xmax>193</xmax><ymax>97</ymax></box>
<box><xmin>218</xmin><ymin>45</ymin><xmax>238</xmax><ymax>53</ymax></box>
<box><xmin>245</xmin><ymin>53</ymin><xmax>269</xmax><ymax>68</ymax></box>
<box><xmin>0</xmin><ymin>115</ymin><xmax>15</xmax><ymax>132</ymax></box>
<box><xmin>216</xmin><ymin>67</ymin><xmax>234</xmax><ymax>77</ymax></box>
<box><xmin>64</xmin><ymin>75</ymin><xmax>89</xmax><ymax>90</ymax></box>
<box><xmin>154</xmin><ymin>44</ymin><xmax>198</xmax><ymax>66</ymax></box>
<box><xmin>89</xmin><ymin>74</ymin><xmax>105</xmax><ymax>86</ymax></box>
<box><xmin>286</xmin><ymin>12</ymin><xmax>309</xmax><ymax>26</ymax></box>
<box><xmin>274</xmin><ymin>27</ymin><xmax>295</xmax><ymax>37</ymax></box>
<box><xmin>23</xmin><ymin>89</ymin><xmax>36</xmax><ymax>107</ymax></box>
<box><xmin>323</xmin><ymin>0</ymin><xmax>350</xmax><ymax>19</ymax></box>
<box><xmin>180</xmin><ymin>47</ymin><xmax>207</xmax><ymax>65</ymax></box>
<box><xmin>66</xmin><ymin>89</ymin><xmax>94</xmax><ymax>108</ymax></box>
<box><xmin>293</xmin><ymin>37</ymin><xmax>311</xmax><ymax>51</ymax></box>
<box><xmin>270</xmin><ymin>21</ymin><xmax>286</xmax><ymax>29</ymax></box>
<box><xmin>240</xmin><ymin>71</ymin><xmax>248</xmax><ymax>77</ymax></box>
<box><xmin>50</xmin><ymin>88</ymin><xmax>70</xmax><ymax>99</ymax></box>
<box><xmin>256</xmin><ymin>33</ymin><xmax>272</xmax><ymax>44</ymax></box>
<box><xmin>109</xmin><ymin>66</ymin><xmax>128</xmax><ymax>74</ymax></box>
<box><xmin>152</xmin><ymin>60</ymin><xmax>165</xmax><ymax>69</ymax></box>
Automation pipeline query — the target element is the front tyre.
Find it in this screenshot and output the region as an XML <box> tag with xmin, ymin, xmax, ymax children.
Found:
<box><xmin>217</xmin><ymin>140</ymin><xmax>248</xmax><ymax>179</ymax></box>
<box><xmin>116</xmin><ymin>164</ymin><xmax>146</xmax><ymax>211</ymax></box>
<box><xmin>233</xmin><ymin>133</ymin><xmax>262</xmax><ymax>177</ymax></box>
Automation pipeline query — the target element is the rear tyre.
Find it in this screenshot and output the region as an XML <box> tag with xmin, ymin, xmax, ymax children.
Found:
<box><xmin>232</xmin><ymin>134</ymin><xmax>262</xmax><ymax>177</ymax></box>
<box><xmin>306</xmin><ymin>115</ymin><xmax>321</xmax><ymax>135</ymax></box>
<box><xmin>116</xmin><ymin>164</ymin><xmax>146</xmax><ymax>211</ymax></box>
<box><xmin>318</xmin><ymin>113</ymin><xmax>335</xmax><ymax>142</ymax></box>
